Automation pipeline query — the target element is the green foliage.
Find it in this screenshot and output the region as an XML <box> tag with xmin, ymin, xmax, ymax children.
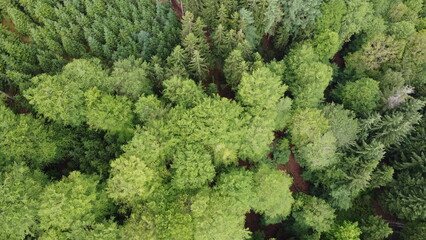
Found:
<box><xmin>24</xmin><ymin>59</ymin><xmax>109</xmax><ymax>126</ymax></box>
<box><xmin>315</xmin><ymin>0</ymin><xmax>347</xmax><ymax>34</ymax></box>
<box><xmin>339</xmin><ymin>78</ymin><xmax>380</xmax><ymax>115</ymax></box>
<box><xmin>297</xmin><ymin>131</ymin><xmax>338</xmax><ymax>170</ymax></box>
<box><xmin>108</xmin><ymin>129</ymin><xmax>166</xmax><ymax>206</ymax></box>
<box><xmin>284</xmin><ymin>44</ymin><xmax>333</xmax><ymax>108</ymax></box>
<box><xmin>322</xmin><ymin>104</ymin><xmax>359</xmax><ymax>148</ymax></box>
<box><xmin>290</xmin><ymin>108</ymin><xmax>330</xmax><ymax>147</ymax></box>
<box><xmin>368</xmin><ymin>165</ymin><xmax>394</xmax><ymax>189</ymax></box>
<box><xmin>29</xmin><ymin>0</ymin><xmax>179</xmax><ymax>61</ymax></box>
<box><xmin>280</xmin><ymin>0</ymin><xmax>323</xmax><ymax>37</ymax></box>
<box><xmin>307</xmin><ymin>141</ymin><xmax>386</xmax><ymax>209</ymax></box>
<box><xmin>339</xmin><ymin>0</ymin><xmax>374</xmax><ymax>41</ymax></box>
<box><xmin>6</xmin><ymin>8</ymin><xmax>35</xmax><ymax>36</ymax></box>
<box><xmin>359</xmin><ymin>215</ymin><xmax>392</xmax><ymax>240</ymax></box>
<box><xmin>252</xmin><ymin>164</ymin><xmax>294</xmax><ymax>223</ymax></box>
<box><xmin>0</xmin><ymin>103</ymin><xmax>58</xmax><ymax>167</ymax></box>
<box><xmin>237</xmin><ymin>66</ymin><xmax>287</xmax><ymax>115</ymax></box>
<box><xmin>312</xmin><ymin>30</ymin><xmax>340</xmax><ymax>61</ymax></box>
<box><xmin>134</xmin><ymin>95</ymin><xmax>167</xmax><ymax>123</ymax></box>
<box><xmin>0</xmin><ymin>163</ymin><xmax>46</xmax><ymax>240</ymax></box>
<box><xmin>223</xmin><ymin>49</ymin><xmax>248</xmax><ymax>89</ymax></box>
<box><xmin>274</xmin><ymin>97</ymin><xmax>293</xmax><ymax>130</ymax></box>
<box><xmin>108</xmin><ymin>57</ymin><xmax>153</xmax><ymax>100</ymax></box>
<box><xmin>360</xmin><ymin>99</ymin><xmax>424</xmax><ymax>147</ymax></box>
<box><xmin>326</xmin><ymin>221</ymin><xmax>361</xmax><ymax>240</ymax></box>
<box><xmin>271</xmin><ymin>138</ymin><xmax>291</xmax><ymax>164</ymax></box>
<box><xmin>24</xmin><ymin>74</ymin><xmax>87</xmax><ymax>126</ymax></box>
<box><xmin>388</xmin><ymin>21</ymin><xmax>417</xmax><ymax>39</ymax></box>
<box><xmin>171</xmin><ymin>145</ymin><xmax>216</xmax><ymax>190</ymax></box>
<box><xmin>85</xmin><ymin>87</ymin><xmax>134</xmax><ymax>135</ymax></box>
<box><xmin>344</xmin><ymin>35</ymin><xmax>405</xmax><ymax>76</ymax></box>
<box><xmin>400</xmin><ymin>221</ymin><xmax>426</xmax><ymax>240</ymax></box>
<box><xmin>38</xmin><ymin>171</ymin><xmax>117</xmax><ymax>239</ymax></box>
<box><xmin>163</xmin><ymin>76</ymin><xmax>206</xmax><ymax>108</ymax></box>
<box><xmin>1</xmin><ymin>0</ymin><xmax>425</xmax><ymax>239</ymax></box>
<box><xmin>292</xmin><ymin>194</ymin><xmax>336</xmax><ymax>237</ymax></box>
<box><xmin>384</xmin><ymin>154</ymin><xmax>426</xmax><ymax>221</ymax></box>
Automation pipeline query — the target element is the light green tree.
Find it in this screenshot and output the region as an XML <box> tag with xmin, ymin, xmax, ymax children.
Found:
<box><xmin>339</xmin><ymin>78</ymin><xmax>380</xmax><ymax>115</ymax></box>
<box><xmin>292</xmin><ymin>194</ymin><xmax>336</xmax><ymax>239</ymax></box>
<box><xmin>0</xmin><ymin>163</ymin><xmax>47</xmax><ymax>240</ymax></box>
<box><xmin>84</xmin><ymin>87</ymin><xmax>134</xmax><ymax>136</ymax></box>
<box><xmin>162</xmin><ymin>76</ymin><xmax>206</xmax><ymax>108</ymax></box>
<box><xmin>0</xmin><ymin>103</ymin><xmax>58</xmax><ymax>167</ymax></box>
<box><xmin>223</xmin><ymin>49</ymin><xmax>248</xmax><ymax>89</ymax></box>
<box><xmin>108</xmin><ymin>56</ymin><xmax>153</xmax><ymax>100</ymax></box>
<box><xmin>290</xmin><ymin>108</ymin><xmax>330</xmax><ymax>147</ymax></box>
<box><xmin>252</xmin><ymin>164</ymin><xmax>294</xmax><ymax>224</ymax></box>
<box><xmin>284</xmin><ymin>44</ymin><xmax>333</xmax><ymax>108</ymax></box>
<box><xmin>38</xmin><ymin>171</ymin><xmax>117</xmax><ymax>239</ymax></box>
<box><xmin>322</xmin><ymin>104</ymin><xmax>359</xmax><ymax>149</ymax></box>
<box><xmin>326</xmin><ymin>221</ymin><xmax>362</xmax><ymax>240</ymax></box>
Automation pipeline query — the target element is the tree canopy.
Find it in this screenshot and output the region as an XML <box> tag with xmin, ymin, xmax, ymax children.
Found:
<box><xmin>0</xmin><ymin>0</ymin><xmax>424</xmax><ymax>239</ymax></box>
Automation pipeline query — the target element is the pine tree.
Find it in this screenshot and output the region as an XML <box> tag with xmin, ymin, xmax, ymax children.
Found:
<box><xmin>166</xmin><ymin>45</ymin><xmax>189</xmax><ymax>78</ymax></box>
<box><xmin>223</xmin><ymin>49</ymin><xmax>248</xmax><ymax>89</ymax></box>
<box><xmin>188</xmin><ymin>49</ymin><xmax>208</xmax><ymax>80</ymax></box>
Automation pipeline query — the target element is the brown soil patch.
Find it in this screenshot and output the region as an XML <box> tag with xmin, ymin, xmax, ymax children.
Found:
<box><xmin>1</xmin><ymin>18</ymin><xmax>32</xmax><ymax>44</ymax></box>
<box><xmin>278</xmin><ymin>153</ymin><xmax>309</xmax><ymax>194</ymax></box>
<box><xmin>330</xmin><ymin>49</ymin><xmax>345</xmax><ymax>68</ymax></box>
<box><xmin>169</xmin><ymin>0</ymin><xmax>184</xmax><ymax>19</ymax></box>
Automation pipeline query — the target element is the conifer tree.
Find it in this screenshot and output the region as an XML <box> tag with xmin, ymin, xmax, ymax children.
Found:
<box><xmin>223</xmin><ymin>49</ymin><xmax>248</xmax><ymax>89</ymax></box>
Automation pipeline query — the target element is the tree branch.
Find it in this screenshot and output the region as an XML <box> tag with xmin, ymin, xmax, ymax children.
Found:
<box><xmin>0</xmin><ymin>90</ymin><xmax>14</xmax><ymax>100</ymax></box>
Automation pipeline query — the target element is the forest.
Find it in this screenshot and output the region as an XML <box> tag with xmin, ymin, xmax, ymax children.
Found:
<box><xmin>0</xmin><ymin>0</ymin><xmax>425</xmax><ymax>239</ymax></box>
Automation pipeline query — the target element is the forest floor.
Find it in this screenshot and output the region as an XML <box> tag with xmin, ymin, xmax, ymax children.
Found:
<box><xmin>169</xmin><ymin>0</ymin><xmax>184</xmax><ymax>19</ymax></box>
<box><xmin>331</xmin><ymin>50</ymin><xmax>345</xmax><ymax>68</ymax></box>
<box><xmin>278</xmin><ymin>152</ymin><xmax>310</xmax><ymax>194</ymax></box>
